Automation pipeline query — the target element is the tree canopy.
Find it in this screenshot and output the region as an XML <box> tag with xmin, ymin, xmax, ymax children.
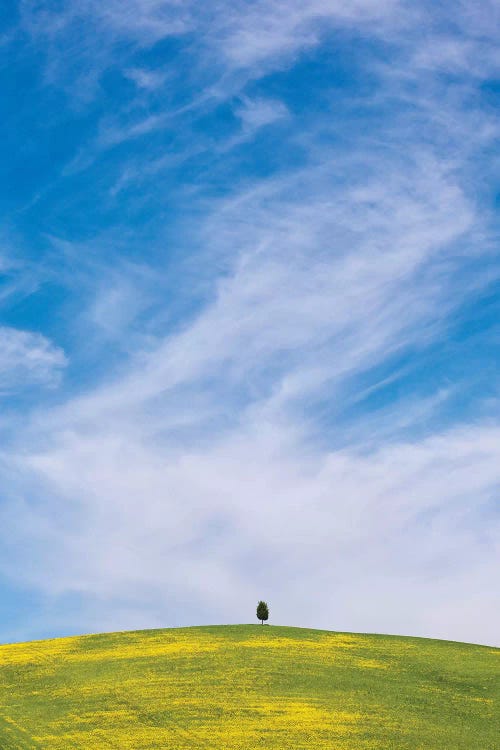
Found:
<box><xmin>256</xmin><ymin>601</ymin><xmax>269</xmax><ymax>625</ymax></box>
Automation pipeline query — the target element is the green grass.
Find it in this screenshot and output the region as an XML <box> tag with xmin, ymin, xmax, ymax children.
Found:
<box><xmin>0</xmin><ymin>625</ymin><xmax>498</xmax><ymax>749</ymax></box>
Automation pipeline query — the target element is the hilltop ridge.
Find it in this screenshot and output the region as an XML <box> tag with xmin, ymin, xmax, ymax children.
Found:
<box><xmin>0</xmin><ymin>625</ymin><xmax>497</xmax><ymax>749</ymax></box>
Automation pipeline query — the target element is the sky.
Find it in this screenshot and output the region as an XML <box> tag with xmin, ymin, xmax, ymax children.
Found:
<box><xmin>0</xmin><ymin>0</ymin><xmax>499</xmax><ymax>647</ymax></box>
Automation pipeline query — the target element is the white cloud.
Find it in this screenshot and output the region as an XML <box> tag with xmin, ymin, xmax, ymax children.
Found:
<box><xmin>235</xmin><ymin>97</ymin><xmax>289</xmax><ymax>131</ymax></box>
<box><xmin>20</xmin><ymin>0</ymin><xmax>498</xmax><ymax>105</ymax></box>
<box><xmin>216</xmin><ymin>0</ymin><xmax>403</xmax><ymax>70</ymax></box>
<box><xmin>32</xmin><ymin>149</ymin><xmax>478</xmax><ymax>427</ymax></box>
<box><xmin>2</xmin><ymin>413</ymin><xmax>498</xmax><ymax>645</ymax></box>
<box><xmin>124</xmin><ymin>67</ymin><xmax>168</xmax><ymax>90</ymax></box>
<box><xmin>0</xmin><ymin>327</ymin><xmax>66</xmax><ymax>391</ymax></box>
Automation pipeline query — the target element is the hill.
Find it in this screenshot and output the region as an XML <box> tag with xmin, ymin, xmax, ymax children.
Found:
<box><xmin>0</xmin><ymin>624</ymin><xmax>497</xmax><ymax>749</ymax></box>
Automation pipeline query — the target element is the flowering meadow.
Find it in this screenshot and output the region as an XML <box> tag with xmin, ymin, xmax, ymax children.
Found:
<box><xmin>0</xmin><ymin>625</ymin><xmax>497</xmax><ymax>749</ymax></box>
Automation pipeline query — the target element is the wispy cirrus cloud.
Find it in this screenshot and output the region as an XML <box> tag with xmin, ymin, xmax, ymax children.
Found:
<box><xmin>214</xmin><ymin>0</ymin><xmax>405</xmax><ymax>70</ymax></box>
<box><xmin>235</xmin><ymin>97</ymin><xmax>289</xmax><ymax>133</ymax></box>
<box><xmin>0</xmin><ymin>327</ymin><xmax>66</xmax><ymax>391</ymax></box>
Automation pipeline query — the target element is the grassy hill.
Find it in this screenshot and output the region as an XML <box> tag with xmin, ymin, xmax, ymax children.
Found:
<box><xmin>0</xmin><ymin>624</ymin><xmax>497</xmax><ymax>749</ymax></box>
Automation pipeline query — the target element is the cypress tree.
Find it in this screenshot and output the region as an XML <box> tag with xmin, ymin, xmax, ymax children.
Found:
<box><xmin>256</xmin><ymin>600</ymin><xmax>269</xmax><ymax>625</ymax></box>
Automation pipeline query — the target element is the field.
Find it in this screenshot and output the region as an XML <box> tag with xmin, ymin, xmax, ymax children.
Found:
<box><xmin>0</xmin><ymin>624</ymin><xmax>498</xmax><ymax>749</ymax></box>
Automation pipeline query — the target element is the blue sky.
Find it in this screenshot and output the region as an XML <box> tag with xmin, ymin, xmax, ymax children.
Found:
<box><xmin>0</xmin><ymin>0</ymin><xmax>499</xmax><ymax>646</ymax></box>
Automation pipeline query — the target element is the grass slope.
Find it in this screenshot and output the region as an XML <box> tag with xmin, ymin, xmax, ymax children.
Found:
<box><xmin>0</xmin><ymin>625</ymin><xmax>498</xmax><ymax>749</ymax></box>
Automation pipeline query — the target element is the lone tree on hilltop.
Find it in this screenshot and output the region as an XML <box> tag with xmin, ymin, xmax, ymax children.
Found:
<box><xmin>256</xmin><ymin>600</ymin><xmax>269</xmax><ymax>625</ymax></box>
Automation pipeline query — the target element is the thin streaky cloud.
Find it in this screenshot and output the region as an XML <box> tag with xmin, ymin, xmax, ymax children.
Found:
<box><xmin>0</xmin><ymin>327</ymin><xmax>67</xmax><ymax>390</ymax></box>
